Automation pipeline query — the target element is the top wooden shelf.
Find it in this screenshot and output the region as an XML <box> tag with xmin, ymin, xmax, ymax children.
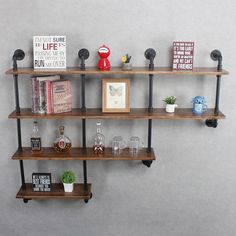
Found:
<box><xmin>5</xmin><ymin>67</ymin><xmax>229</xmax><ymax>76</ymax></box>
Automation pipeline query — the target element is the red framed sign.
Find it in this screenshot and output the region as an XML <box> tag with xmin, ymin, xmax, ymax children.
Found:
<box><xmin>173</xmin><ymin>42</ymin><xmax>194</xmax><ymax>70</ymax></box>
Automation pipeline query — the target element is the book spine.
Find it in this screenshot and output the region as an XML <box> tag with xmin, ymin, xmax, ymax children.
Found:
<box><xmin>45</xmin><ymin>81</ymin><xmax>52</xmax><ymax>114</ymax></box>
<box><xmin>31</xmin><ymin>78</ymin><xmax>39</xmax><ymax>113</ymax></box>
<box><xmin>38</xmin><ymin>81</ymin><xmax>46</xmax><ymax>114</ymax></box>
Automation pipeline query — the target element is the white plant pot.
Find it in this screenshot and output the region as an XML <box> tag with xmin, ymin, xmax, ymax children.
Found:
<box><xmin>165</xmin><ymin>104</ymin><xmax>178</xmax><ymax>113</ymax></box>
<box><xmin>63</xmin><ymin>183</ymin><xmax>74</xmax><ymax>192</ymax></box>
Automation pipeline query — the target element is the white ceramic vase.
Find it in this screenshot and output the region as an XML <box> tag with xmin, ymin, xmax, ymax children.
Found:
<box><xmin>165</xmin><ymin>104</ymin><xmax>178</xmax><ymax>113</ymax></box>
<box><xmin>63</xmin><ymin>183</ymin><xmax>74</xmax><ymax>192</ymax></box>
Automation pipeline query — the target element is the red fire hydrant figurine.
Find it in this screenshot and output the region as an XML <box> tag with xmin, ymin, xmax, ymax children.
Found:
<box><xmin>97</xmin><ymin>45</ymin><xmax>110</xmax><ymax>71</ymax></box>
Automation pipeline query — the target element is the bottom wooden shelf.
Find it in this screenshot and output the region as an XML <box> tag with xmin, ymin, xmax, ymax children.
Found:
<box><xmin>12</xmin><ymin>147</ymin><xmax>156</xmax><ymax>161</ymax></box>
<box><xmin>16</xmin><ymin>183</ymin><xmax>92</xmax><ymax>200</ymax></box>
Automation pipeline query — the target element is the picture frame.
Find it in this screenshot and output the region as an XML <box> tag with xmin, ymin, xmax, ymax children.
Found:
<box><xmin>32</xmin><ymin>173</ymin><xmax>52</xmax><ymax>192</ymax></box>
<box><xmin>102</xmin><ymin>78</ymin><xmax>130</xmax><ymax>113</ymax></box>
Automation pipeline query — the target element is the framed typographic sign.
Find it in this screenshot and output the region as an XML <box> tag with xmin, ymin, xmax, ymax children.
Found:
<box><xmin>102</xmin><ymin>78</ymin><xmax>130</xmax><ymax>113</ymax></box>
<box><xmin>32</xmin><ymin>173</ymin><xmax>52</xmax><ymax>192</ymax></box>
<box><xmin>173</xmin><ymin>42</ymin><xmax>194</xmax><ymax>70</ymax></box>
<box><xmin>33</xmin><ymin>36</ymin><xmax>66</xmax><ymax>70</ymax></box>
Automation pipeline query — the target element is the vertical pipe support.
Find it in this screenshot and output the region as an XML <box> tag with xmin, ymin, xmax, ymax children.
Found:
<box><xmin>144</xmin><ymin>49</ymin><xmax>156</xmax><ymax>152</ymax></box>
<box><xmin>206</xmin><ymin>49</ymin><xmax>223</xmax><ymax>128</ymax></box>
<box><xmin>78</xmin><ymin>49</ymin><xmax>90</xmax><ymax>191</ymax></box>
<box><xmin>12</xmin><ymin>49</ymin><xmax>26</xmax><ymax>187</ymax></box>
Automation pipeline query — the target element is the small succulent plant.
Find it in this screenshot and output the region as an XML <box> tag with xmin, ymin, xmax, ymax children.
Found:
<box><xmin>163</xmin><ymin>96</ymin><xmax>177</xmax><ymax>104</ymax></box>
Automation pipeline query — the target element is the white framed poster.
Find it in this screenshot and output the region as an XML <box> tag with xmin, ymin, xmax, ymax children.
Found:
<box><xmin>33</xmin><ymin>36</ymin><xmax>66</xmax><ymax>70</ymax></box>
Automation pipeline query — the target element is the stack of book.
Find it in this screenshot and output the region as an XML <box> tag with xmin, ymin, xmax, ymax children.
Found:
<box><xmin>31</xmin><ymin>75</ymin><xmax>72</xmax><ymax>114</ymax></box>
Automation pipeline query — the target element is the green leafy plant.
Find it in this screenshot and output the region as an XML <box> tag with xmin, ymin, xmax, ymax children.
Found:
<box><xmin>60</xmin><ymin>170</ymin><xmax>76</xmax><ymax>184</ymax></box>
<box><xmin>163</xmin><ymin>96</ymin><xmax>176</xmax><ymax>104</ymax></box>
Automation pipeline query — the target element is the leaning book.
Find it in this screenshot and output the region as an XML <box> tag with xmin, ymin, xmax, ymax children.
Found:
<box><xmin>52</xmin><ymin>80</ymin><xmax>72</xmax><ymax>113</ymax></box>
<box><xmin>31</xmin><ymin>75</ymin><xmax>60</xmax><ymax>114</ymax></box>
<box><xmin>33</xmin><ymin>36</ymin><xmax>66</xmax><ymax>70</ymax></box>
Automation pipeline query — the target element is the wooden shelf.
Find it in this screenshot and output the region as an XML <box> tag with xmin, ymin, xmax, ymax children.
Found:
<box><xmin>5</xmin><ymin>67</ymin><xmax>229</xmax><ymax>76</ymax></box>
<box><xmin>9</xmin><ymin>108</ymin><xmax>225</xmax><ymax>120</ymax></box>
<box><xmin>16</xmin><ymin>183</ymin><xmax>91</xmax><ymax>200</ymax></box>
<box><xmin>12</xmin><ymin>147</ymin><xmax>156</xmax><ymax>161</ymax></box>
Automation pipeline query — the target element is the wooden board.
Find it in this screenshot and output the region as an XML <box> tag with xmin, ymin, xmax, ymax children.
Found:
<box><xmin>9</xmin><ymin>108</ymin><xmax>225</xmax><ymax>120</ymax></box>
<box><xmin>16</xmin><ymin>183</ymin><xmax>91</xmax><ymax>200</ymax></box>
<box><xmin>12</xmin><ymin>147</ymin><xmax>156</xmax><ymax>161</ymax></box>
<box><xmin>5</xmin><ymin>67</ymin><xmax>229</xmax><ymax>76</ymax></box>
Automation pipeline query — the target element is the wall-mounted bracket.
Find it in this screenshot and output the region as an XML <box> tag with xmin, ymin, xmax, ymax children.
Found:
<box><xmin>23</xmin><ymin>198</ymin><xmax>31</xmax><ymax>204</ymax></box>
<box><xmin>142</xmin><ymin>160</ymin><xmax>153</xmax><ymax>168</ymax></box>
<box><xmin>84</xmin><ymin>193</ymin><xmax>93</xmax><ymax>203</ymax></box>
<box><xmin>13</xmin><ymin>49</ymin><xmax>25</xmax><ymax>71</ymax></box>
<box><xmin>205</xmin><ymin>119</ymin><xmax>218</xmax><ymax>128</ymax></box>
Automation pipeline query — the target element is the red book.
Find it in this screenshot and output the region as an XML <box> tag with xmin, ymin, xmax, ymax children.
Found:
<box><xmin>52</xmin><ymin>80</ymin><xmax>72</xmax><ymax>113</ymax></box>
<box><xmin>37</xmin><ymin>75</ymin><xmax>60</xmax><ymax>114</ymax></box>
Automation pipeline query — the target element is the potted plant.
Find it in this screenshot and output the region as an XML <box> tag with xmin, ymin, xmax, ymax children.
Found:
<box><xmin>121</xmin><ymin>54</ymin><xmax>132</xmax><ymax>70</ymax></box>
<box><xmin>163</xmin><ymin>96</ymin><xmax>178</xmax><ymax>113</ymax></box>
<box><xmin>60</xmin><ymin>170</ymin><xmax>76</xmax><ymax>192</ymax></box>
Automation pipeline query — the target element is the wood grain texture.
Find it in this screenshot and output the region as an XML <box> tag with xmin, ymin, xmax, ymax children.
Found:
<box><xmin>8</xmin><ymin>108</ymin><xmax>225</xmax><ymax>120</ymax></box>
<box><xmin>16</xmin><ymin>183</ymin><xmax>91</xmax><ymax>199</ymax></box>
<box><xmin>12</xmin><ymin>147</ymin><xmax>156</xmax><ymax>161</ymax></box>
<box><xmin>5</xmin><ymin>67</ymin><xmax>229</xmax><ymax>76</ymax></box>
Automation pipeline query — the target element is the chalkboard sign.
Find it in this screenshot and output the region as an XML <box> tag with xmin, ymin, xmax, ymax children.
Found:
<box><xmin>32</xmin><ymin>173</ymin><xmax>51</xmax><ymax>192</ymax></box>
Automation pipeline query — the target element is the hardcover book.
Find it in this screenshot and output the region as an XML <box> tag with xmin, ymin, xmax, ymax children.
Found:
<box><xmin>52</xmin><ymin>80</ymin><xmax>72</xmax><ymax>113</ymax></box>
<box><xmin>173</xmin><ymin>42</ymin><xmax>194</xmax><ymax>70</ymax></box>
<box><xmin>33</xmin><ymin>36</ymin><xmax>66</xmax><ymax>70</ymax></box>
<box><xmin>31</xmin><ymin>75</ymin><xmax>60</xmax><ymax>114</ymax></box>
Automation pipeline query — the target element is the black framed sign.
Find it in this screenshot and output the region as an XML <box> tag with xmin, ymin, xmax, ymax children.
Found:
<box><xmin>32</xmin><ymin>173</ymin><xmax>52</xmax><ymax>192</ymax></box>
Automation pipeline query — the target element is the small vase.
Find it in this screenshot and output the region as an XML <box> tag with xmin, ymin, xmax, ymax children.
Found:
<box><xmin>122</xmin><ymin>63</ymin><xmax>132</xmax><ymax>71</ymax></box>
<box><xmin>63</xmin><ymin>183</ymin><xmax>74</xmax><ymax>192</ymax></box>
<box><xmin>165</xmin><ymin>104</ymin><xmax>178</xmax><ymax>113</ymax></box>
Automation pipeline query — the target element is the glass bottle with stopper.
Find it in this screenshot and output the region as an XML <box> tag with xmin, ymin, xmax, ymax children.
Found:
<box><xmin>54</xmin><ymin>126</ymin><xmax>72</xmax><ymax>152</ymax></box>
<box><xmin>31</xmin><ymin>120</ymin><xmax>41</xmax><ymax>153</ymax></box>
<box><xmin>93</xmin><ymin>122</ymin><xmax>105</xmax><ymax>154</ymax></box>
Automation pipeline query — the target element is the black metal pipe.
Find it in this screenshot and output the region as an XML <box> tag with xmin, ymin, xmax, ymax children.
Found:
<box><xmin>78</xmin><ymin>49</ymin><xmax>90</xmax><ymax>191</ymax></box>
<box><xmin>19</xmin><ymin>160</ymin><xmax>26</xmax><ymax>187</ymax></box>
<box><xmin>214</xmin><ymin>75</ymin><xmax>221</xmax><ymax>114</ymax></box>
<box><xmin>14</xmin><ymin>75</ymin><xmax>20</xmax><ymax>112</ymax></box>
<box><xmin>83</xmin><ymin>160</ymin><xmax>88</xmax><ymax>191</ymax></box>
<box><xmin>82</xmin><ymin>119</ymin><xmax>86</xmax><ymax>148</ymax></box>
<box><xmin>13</xmin><ymin>54</ymin><xmax>25</xmax><ymax>187</ymax></box>
<box><xmin>81</xmin><ymin>75</ymin><xmax>86</xmax><ymax>112</ymax></box>
<box><xmin>210</xmin><ymin>50</ymin><xmax>223</xmax><ymax>115</ymax></box>
<box><xmin>148</xmin><ymin>75</ymin><xmax>154</xmax><ymax>113</ymax></box>
<box><xmin>147</xmin><ymin>119</ymin><xmax>152</xmax><ymax>152</ymax></box>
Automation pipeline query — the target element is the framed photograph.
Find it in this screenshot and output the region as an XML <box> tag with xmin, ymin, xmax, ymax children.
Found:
<box><xmin>102</xmin><ymin>78</ymin><xmax>130</xmax><ymax>113</ymax></box>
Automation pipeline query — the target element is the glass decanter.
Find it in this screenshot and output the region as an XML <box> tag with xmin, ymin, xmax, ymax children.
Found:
<box><xmin>54</xmin><ymin>126</ymin><xmax>72</xmax><ymax>152</ymax></box>
<box><xmin>93</xmin><ymin>122</ymin><xmax>105</xmax><ymax>154</ymax></box>
<box><xmin>31</xmin><ymin>120</ymin><xmax>42</xmax><ymax>153</ymax></box>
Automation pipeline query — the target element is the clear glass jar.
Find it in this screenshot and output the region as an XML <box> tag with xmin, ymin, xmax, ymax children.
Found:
<box><xmin>54</xmin><ymin>126</ymin><xmax>72</xmax><ymax>152</ymax></box>
<box><xmin>93</xmin><ymin>122</ymin><xmax>105</xmax><ymax>154</ymax></box>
